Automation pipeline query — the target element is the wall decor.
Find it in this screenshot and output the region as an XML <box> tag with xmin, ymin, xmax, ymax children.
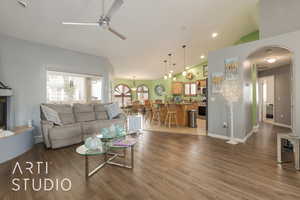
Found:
<box><xmin>203</xmin><ymin>65</ymin><xmax>208</xmax><ymax>77</ymax></box>
<box><xmin>221</xmin><ymin>79</ymin><xmax>242</xmax><ymax>145</ymax></box>
<box><xmin>186</xmin><ymin>72</ymin><xmax>194</xmax><ymax>80</ymax></box>
<box><xmin>211</xmin><ymin>72</ymin><xmax>224</xmax><ymax>94</ymax></box>
<box><xmin>224</xmin><ymin>57</ymin><xmax>239</xmax><ymax>80</ymax></box>
<box><xmin>155</xmin><ymin>84</ymin><xmax>165</xmax><ymax>96</ymax></box>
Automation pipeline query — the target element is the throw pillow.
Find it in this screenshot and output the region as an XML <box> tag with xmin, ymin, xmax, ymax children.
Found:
<box><xmin>105</xmin><ymin>103</ymin><xmax>122</xmax><ymax>120</ymax></box>
<box><xmin>41</xmin><ymin>105</ymin><xmax>62</xmax><ymax>126</ymax></box>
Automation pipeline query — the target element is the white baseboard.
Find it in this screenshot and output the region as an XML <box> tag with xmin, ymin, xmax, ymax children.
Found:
<box><xmin>272</xmin><ymin>122</ymin><xmax>292</xmax><ymax>129</ymax></box>
<box><xmin>208</xmin><ymin>133</ymin><xmax>230</xmax><ymax>140</ymax></box>
<box><xmin>208</xmin><ymin>128</ymin><xmax>255</xmax><ymax>144</ymax></box>
<box><xmin>34</xmin><ymin>135</ymin><xmax>43</xmax><ymax>144</ymax></box>
<box><xmin>253</xmin><ymin>124</ymin><xmax>259</xmax><ymax>130</ymax></box>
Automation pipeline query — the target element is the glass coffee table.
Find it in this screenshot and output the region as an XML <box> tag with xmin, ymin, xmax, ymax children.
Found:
<box><xmin>76</xmin><ymin>134</ymin><xmax>138</xmax><ymax>180</ymax></box>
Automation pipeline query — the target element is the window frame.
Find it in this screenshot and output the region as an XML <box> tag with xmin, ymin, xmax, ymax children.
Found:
<box><xmin>46</xmin><ymin>70</ymin><xmax>103</xmax><ymax>104</ymax></box>
<box><xmin>113</xmin><ymin>84</ymin><xmax>132</xmax><ymax>108</ymax></box>
<box><xmin>184</xmin><ymin>82</ymin><xmax>197</xmax><ymax>96</ymax></box>
<box><xmin>136</xmin><ymin>85</ymin><xmax>149</xmax><ymax>101</ymax></box>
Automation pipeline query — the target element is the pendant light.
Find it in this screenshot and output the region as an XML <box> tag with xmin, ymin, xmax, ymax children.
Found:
<box><xmin>182</xmin><ymin>45</ymin><xmax>187</xmax><ymax>76</ymax></box>
<box><xmin>131</xmin><ymin>76</ymin><xmax>137</xmax><ymax>91</ymax></box>
<box><xmin>172</xmin><ymin>63</ymin><xmax>177</xmax><ymax>81</ymax></box>
<box><xmin>168</xmin><ymin>53</ymin><xmax>172</xmax><ymax>79</ymax></box>
<box><xmin>163</xmin><ymin>60</ymin><xmax>168</xmax><ymax>80</ymax></box>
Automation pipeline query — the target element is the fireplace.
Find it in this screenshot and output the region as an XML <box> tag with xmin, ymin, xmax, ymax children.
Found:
<box><xmin>0</xmin><ymin>81</ymin><xmax>12</xmax><ymax>130</ymax></box>
<box><xmin>0</xmin><ymin>97</ymin><xmax>7</xmax><ymax>130</ymax></box>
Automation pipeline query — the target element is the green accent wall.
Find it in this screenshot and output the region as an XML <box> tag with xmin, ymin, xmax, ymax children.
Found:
<box><xmin>234</xmin><ymin>30</ymin><xmax>260</xmax><ymax>45</ymax></box>
<box><xmin>252</xmin><ymin>65</ymin><xmax>258</xmax><ymax>126</ymax></box>
<box><xmin>112</xmin><ymin>30</ymin><xmax>260</xmax><ymax>105</ymax></box>
<box><xmin>112</xmin><ymin>78</ymin><xmax>171</xmax><ymax>101</ymax></box>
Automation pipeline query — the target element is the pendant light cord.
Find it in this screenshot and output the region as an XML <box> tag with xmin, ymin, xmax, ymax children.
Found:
<box><xmin>183</xmin><ymin>45</ymin><xmax>186</xmax><ymax>70</ymax></box>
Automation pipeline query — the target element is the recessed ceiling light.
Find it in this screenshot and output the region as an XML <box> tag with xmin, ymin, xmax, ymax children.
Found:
<box><xmin>200</xmin><ymin>55</ymin><xmax>205</xmax><ymax>59</ymax></box>
<box><xmin>212</xmin><ymin>32</ymin><xmax>218</xmax><ymax>38</ymax></box>
<box><xmin>265</xmin><ymin>57</ymin><xmax>277</xmax><ymax>64</ymax></box>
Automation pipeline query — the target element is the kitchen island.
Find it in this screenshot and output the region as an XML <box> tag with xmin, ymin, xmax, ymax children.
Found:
<box><xmin>158</xmin><ymin>103</ymin><xmax>203</xmax><ymax>127</ymax></box>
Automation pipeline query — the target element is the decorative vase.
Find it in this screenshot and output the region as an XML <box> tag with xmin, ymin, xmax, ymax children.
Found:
<box><xmin>115</xmin><ymin>124</ymin><xmax>126</xmax><ymax>137</ymax></box>
<box><xmin>84</xmin><ymin>136</ymin><xmax>102</xmax><ymax>150</ymax></box>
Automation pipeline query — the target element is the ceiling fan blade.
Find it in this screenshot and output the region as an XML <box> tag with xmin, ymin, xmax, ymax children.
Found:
<box><xmin>108</xmin><ymin>27</ymin><xmax>126</xmax><ymax>40</ymax></box>
<box><xmin>106</xmin><ymin>0</ymin><xmax>124</xmax><ymax>19</ymax></box>
<box><xmin>62</xmin><ymin>22</ymin><xmax>99</xmax><ymax>26</ymax></box>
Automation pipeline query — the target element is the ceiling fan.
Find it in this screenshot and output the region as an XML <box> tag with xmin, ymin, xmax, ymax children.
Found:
<box><xmin>62</xmin><ymin>0</ymin><xmax>126</xmax><ymax>40</ymax></box>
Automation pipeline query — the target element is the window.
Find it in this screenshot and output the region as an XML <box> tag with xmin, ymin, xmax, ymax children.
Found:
<box><xmin>137</xmin><ymin>85</ymin><xmax>149</xmax><ymax>102</ymax></box>
<box><xmin>113</xmin><ymin>84</ymin><xmax>132</xmax><ymax>108</ymax></box>
<box><xmin>184</xmin><ymin>82</ymin><xmax>197</xmax><ymax>96</ymax></box>
<box><xmin>91</xmin><ymin>78</ymin><xmax>102</xmax><ymax>101</ymax></box>
<box><xmin>47</xmin><ymin>71</ymin><xmax>102</xmax><ymax>103</ymax></box>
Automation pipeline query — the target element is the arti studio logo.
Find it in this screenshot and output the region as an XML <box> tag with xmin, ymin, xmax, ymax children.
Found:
<box><xmin>11</xmin><ymin>161</ymin><xmax>72</xmax><ymax>192</ymax></box>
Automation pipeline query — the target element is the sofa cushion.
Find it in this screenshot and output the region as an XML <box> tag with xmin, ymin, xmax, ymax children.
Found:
<box><xmin>51</xmin><ymin>136</ymin><xmax>82</xmax><ymax>149</ymax></box>
<box><xmin>81</xmin><ymin>121</ymin><xmax>99</xmax><ymax>138</ymax></box>
<box><xmin>73</xmin><ymin>104</ymin><xmax>94</xmax><ymax>113</ymax></box>
<box><xmin>94</xmin><ymin>103</ymin><xmax>109</xmax><ymax>120</ymax></box>
<box><xmin>95</xmin><ymin>111</ymin><xmax>108</xmax><ymax>120</ymax></box>
<box><xmin>94</xmin><ymin>103</ymin><xmax>108</xmax><ymax>112</ymax></box>
<box><xmin>73</xmin><ymin>104</ymin><xmax>96</xmax><ymax>122</ymax></box>
<box><xmin>41</xmin><ymin>105</ymin><xmax>62</xmax><ymax>126</ymax></box>
<box><xmin>49</xmin><ymin>123</ymin><xmax>82</xmax><ymax>140</ymax></box>
<box><xmin>105</xmin><ymin>103</ymin><xmax>122</xmax><ymax>120</ymax></box>
<box><xmin>81</xmin><ymin>119</ymin><xmax>126</xmax><ymax>139</ymax></box>
<box><xmin>42</xmin><ymin>104</ymin><xmax>75</xmax><ymax>125</ymax></box>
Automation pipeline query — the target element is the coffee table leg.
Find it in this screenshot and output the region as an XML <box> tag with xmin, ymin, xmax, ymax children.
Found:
<box><xmin>131</xmin><ymin>146</ymin><xmax>134</xmax><ymax>168</ymax></box>
<box><xmin>85</xmin><ymin>155</ymin><xmax>89</xmax><ymax>180</ymax></box>
<box><xmin>294</xmin><ymin>140</ymin><xmax>300</xmax><ymax>170</ymax></box>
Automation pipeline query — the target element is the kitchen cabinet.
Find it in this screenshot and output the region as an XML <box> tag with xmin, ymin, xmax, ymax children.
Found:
<box><xmin>172</xmin><ymin>82</ymin><xmax>183</xmax><ymax>95</ymax></box>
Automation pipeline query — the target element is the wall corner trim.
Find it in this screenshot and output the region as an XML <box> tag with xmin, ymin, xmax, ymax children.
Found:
<box><xmin>235</xmin><ymin>129</ymin><xmax>254</xmax><ymax>143</ymax></box>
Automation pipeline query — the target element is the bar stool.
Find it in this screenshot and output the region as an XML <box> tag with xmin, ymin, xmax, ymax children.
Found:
<box><xmin>144</xmin><ymin>103</ymin><xmax>152</xmax><ymax>124</ymax></box>
<box><xmin>164</xmin><ymin>104</ymin><xmax>178</xmax><ymax>128</ymax></box>
<box><xmin>151</xmin><ymin>103</ymin><xmax>162</xmax><ymax>126</ymax></box>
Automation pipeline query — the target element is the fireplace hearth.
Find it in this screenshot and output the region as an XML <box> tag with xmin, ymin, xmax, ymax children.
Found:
<box><xmin>0</xmin><ymin>96</ymin><xmax>7</xmax><ymax>130</ymax></box>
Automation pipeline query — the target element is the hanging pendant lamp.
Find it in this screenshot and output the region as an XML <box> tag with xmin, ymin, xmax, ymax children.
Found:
<box><xmin>182</xmin><ymin>45</ymin><xmax>187</xmax><ymax>76</ymax></box>
<box><xmin>163</xmin><ymin>60</ymin><xmax>168</xmax><ymax>80</ymax></box>
<box><xmin>168</xmin><ymin>53</ymin><xmax>172</xmax><ymax>79</ymax></box>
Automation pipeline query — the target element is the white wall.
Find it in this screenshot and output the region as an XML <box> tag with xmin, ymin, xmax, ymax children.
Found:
<box><xmin>208</xmin><ymin>30</ymin><xmax>300</xmax><ymax>139</ymax></box>
<box><xmin>0</xmin><ymin>34</ymin><xmax>114</xmax><ymax>140</ymax></box>
<box><xmin>260</xmin><ymin>0</ymin><xmax>300</xmax><ymax>38</ymax></box>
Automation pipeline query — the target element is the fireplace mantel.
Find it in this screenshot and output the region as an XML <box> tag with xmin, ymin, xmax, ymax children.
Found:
<box><xmin>0</xmin><ymin>89</ymin><xmax>13</xmax><ymax>97</ymax></box>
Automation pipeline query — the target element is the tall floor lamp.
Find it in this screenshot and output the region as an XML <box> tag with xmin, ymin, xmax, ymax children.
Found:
<box><xmin>221</xmin><ymin>79</ymin><xmax>242</xmax><ymax>145</ymax></box>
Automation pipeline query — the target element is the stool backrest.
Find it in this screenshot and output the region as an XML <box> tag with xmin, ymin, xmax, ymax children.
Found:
<box><xmin>166</xmin><ymin>104</ymin><xmax>177</xmax><ymax>112</ymax></box>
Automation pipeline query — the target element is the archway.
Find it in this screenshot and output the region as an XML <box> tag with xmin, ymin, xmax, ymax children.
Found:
<box><xmin>246</xmin><ymin>46</ymin><xmax>293</xmax><ymax>130</ymax></box>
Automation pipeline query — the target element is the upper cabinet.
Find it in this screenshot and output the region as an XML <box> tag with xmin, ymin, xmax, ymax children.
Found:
<box><xmin>172</xmin><ymin>82</ymin><xmax>183</xmax><ymax>95</ymax></box>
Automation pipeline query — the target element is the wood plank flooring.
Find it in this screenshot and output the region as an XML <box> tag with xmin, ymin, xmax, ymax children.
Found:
<box><xmin>1</xmin><ymin>123</ymin><xmax>300</xmax><ymax>200</ymax></box>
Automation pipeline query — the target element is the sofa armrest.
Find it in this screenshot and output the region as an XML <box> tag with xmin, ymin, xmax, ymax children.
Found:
<box><xmin>115</xmin><ymin>112</ymin><xmax>127</xmax><ymax>121</ymax></box>
<box><xmin>41</xmin><ymin>120</ymin><xmax>54</xmax><ymax>148</ymax></box>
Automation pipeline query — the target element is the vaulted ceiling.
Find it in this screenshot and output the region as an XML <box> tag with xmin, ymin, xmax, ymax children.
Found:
<box><xmin>0</xmin><ymin>0</ymin><xmax>259</xmax><ymax>79</ymax></box>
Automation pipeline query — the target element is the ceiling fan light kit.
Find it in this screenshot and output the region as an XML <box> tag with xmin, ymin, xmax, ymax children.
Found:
<box><xmin>62</xmin><ymin>0</ymin><xmax>126</xmax><ymax>40</ymax></box>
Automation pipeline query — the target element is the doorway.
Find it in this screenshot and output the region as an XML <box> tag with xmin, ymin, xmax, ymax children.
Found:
<box><xmin>247</xmin><ymin>46</ymin><xmax>293</xmax><ymax>129</ymax></box>
<box><xmin>258</xmin><ymin>75</ymin><xmax>274</xmax><ymax>123</ymax></box>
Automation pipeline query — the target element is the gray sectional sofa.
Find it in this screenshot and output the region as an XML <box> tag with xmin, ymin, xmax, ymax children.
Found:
<box><xmin>40</xmin><ymin>103</ymin><xmax>126</xmax><ymax>149</ymax></box>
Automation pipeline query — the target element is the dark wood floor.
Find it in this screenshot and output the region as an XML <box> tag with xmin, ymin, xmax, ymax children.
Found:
<box><xmin>1</xmin><ymin>123</ymin><xmax>300</xmax><ymax>200</ymax></box>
